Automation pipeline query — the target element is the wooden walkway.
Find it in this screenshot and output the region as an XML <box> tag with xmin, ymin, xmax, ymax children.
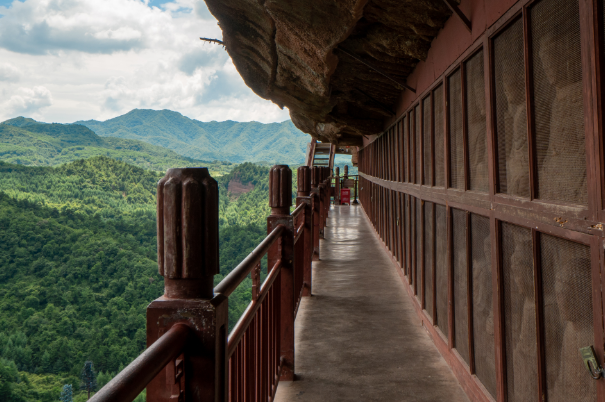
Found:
<box><xmin>274</xmin><ymin>205</ymin><xmax>470</xmax><ymax>402</ymax></box>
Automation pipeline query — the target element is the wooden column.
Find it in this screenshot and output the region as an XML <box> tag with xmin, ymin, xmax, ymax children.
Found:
<box><xmin>297</xmin><ymin>166</ymin><xmax>313</xmax><ymax>296</ymax></box>
<box><xmin>267</xmin><ymin>165</ymin><xmax>295</xmax><ymax>381</ymax></box>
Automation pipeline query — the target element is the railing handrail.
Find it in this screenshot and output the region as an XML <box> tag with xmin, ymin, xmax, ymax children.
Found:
<box><xmin>90</xmin><ymin>324</ymin><xmax>191</xmax><ymax>402</ymax></box>
<box><xmin>227</xmin><ymin>258</ymin><xmax>282</xmax><ymax>357</ymax></box>
<box><xmin>214</xmin><ymin>224</ymin><xmax>285</xmax><ymax>297</ymax></box>
<box><xmin>292</xmin><ymin>202</ymin><xmax>305</xmax><ymax>219</ymax></box>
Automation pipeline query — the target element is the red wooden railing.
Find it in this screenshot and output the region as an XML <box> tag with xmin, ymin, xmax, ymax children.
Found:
<box><xmin>90</xmin><ymin>164</ymin><xmax>333</xmax><ymax>402</ymax></box>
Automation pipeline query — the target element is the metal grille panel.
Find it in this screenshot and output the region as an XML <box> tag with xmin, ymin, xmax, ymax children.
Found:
<box><xmin>502</xmin><ymin>222</ymin><xmax>537</xmax><ymax>401</ymax></box>
<box><xmin>449</xmin><ymin>69</ymin><xmax>464</xmax><ymax>189</ymax></box>
<box><xmin>531</xmin><ymin>0</ymin><xmax>586</xmax><ymax>205</ymax></box>
<box><xmin>471</xmin><ymin>214</ymin><xmax>496</xmax><ymax>398</ymax></box>
<box><xmin>435</xmin><ymin>204</ymin><xmax>448</xmax><ymax>340</ymax></box>
<box><xmin>416</xmin><ymin>199</ymin><xmax>422</xmax><ymax>301</ymax></box>
<box><xmin>401</xmin><ymin>116</ymin><xmax>407</xmax><ymax>182</ymax></box>
<box><xmin>416</xmin><ymin>106</ymin><xmax>422</xmax><ymax>184</ymax></box>
<box><xmin>540</xmin><ymin>234</ymin><xmax>595</xmax><ymax>401</ymax></box>
<box><xmin>452</xmin><ymin>208</ymin><xmax>469</xmax><ymax>364</ymax></box>
<box><xmin>410</xmin><ymin>197</ymin><xmax>416</xmax><ymax>286</ymax></box>
<box><xmin>404</xmin><ymin>115</ymin><xmax>410</xmax><ymax>182</ymax></box>
<box><xmin>405</xmin><ymin>195</ymin><xmax>411</xmax><ymax>279</ymax></box>
<box><xmin>494</xmin><ymin>17</ymin><xmax>529</xmax><ymax>197</ymax></box>
<box><xmin>423</xmin><ymin>96</ymin><xmax>432</xmax><ymax>186</ymax></box>
<box><xmin>434</xmin><ymin>84</ymin><xmax>445</xmax><ymax>187</ymax></box>
<box><xmin>465</xmin><ymin>50</ymin><xmax>488</xmax><ymax>192</ymax></box>
<box><xmin>424</xmin><ymin>202</ymin><xmax>434</xmax><ymax>319</ymax></box>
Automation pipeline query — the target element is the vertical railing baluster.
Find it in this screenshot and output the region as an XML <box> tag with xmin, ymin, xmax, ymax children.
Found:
<box><xmin>334</xmin><ymin>166</ymin><xmax>341</xmax><ymax>205</ymax></box>
<box><xmin>297</xmin><ymin>166</ymin><xmax>313</xmax><ymax>296</ymax></box>
<box><xmin>311</xmin><ymin>167</ymin><xmax>321</xmax><ymax>260</ymax></box>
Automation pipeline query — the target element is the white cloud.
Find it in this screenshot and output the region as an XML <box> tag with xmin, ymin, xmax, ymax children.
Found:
<box><xmin>0</xmin><ymin>62</ymin><xmax>21</xmax><ymax>81</ymax></box>
<box><xmin>0</xmin><ymin>0</ymin><xmax>289</xmax><ymax>125</ymax></box>
<box><xmin>3</xmin><ymin>86</ymin><xmax>53</xmax><ymax>117</ymax></box>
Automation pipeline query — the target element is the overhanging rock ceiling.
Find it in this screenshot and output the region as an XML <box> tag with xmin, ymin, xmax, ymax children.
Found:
<box><xmin>204</xmin><ymin>0</ymin><xmax>454</xmax><ymax>146</ymax></box>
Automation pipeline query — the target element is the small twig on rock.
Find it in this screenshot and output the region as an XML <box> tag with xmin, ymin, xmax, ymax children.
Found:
<box><xmin>200</xmin><ymin>37</ymin><xmax>224</xmax><ymax>46</ymax></box>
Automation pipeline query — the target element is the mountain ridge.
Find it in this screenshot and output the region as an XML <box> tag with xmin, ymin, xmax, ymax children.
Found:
<box><xmin>0</xmin><ymin>119</ymin><xmax>232</xmax><ymax>174</ymax></box>
<box><xmin>75</xmin><ymin>109</ymin><xmax>309</xmax><ymax>165</ymax></box>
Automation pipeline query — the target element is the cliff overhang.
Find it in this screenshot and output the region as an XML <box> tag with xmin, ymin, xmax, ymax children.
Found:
<box><xmin>204</xmin><ymin>0</ymin><xmax>453</xmax><ymax>145</ymax></box>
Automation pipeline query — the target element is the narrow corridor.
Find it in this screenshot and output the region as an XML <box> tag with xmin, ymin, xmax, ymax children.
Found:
<box><xmin>275</xmin><ymin>205</ymin><xmax>470</xmax><ymax>402</ymax></box>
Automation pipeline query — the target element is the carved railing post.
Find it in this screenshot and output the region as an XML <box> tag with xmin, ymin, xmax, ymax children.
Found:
<box><xmin>267</xmin><ymin>165</ymin><xmax>295</xmax><ymax>381</ymax></box>
<box><xmin>296</xmin><ymin>166</ymin><xmax>313</xmax><ymax>296</ymax></box>
<box><xmin>148</xmin><ymin>168</ymin><xmax>227</xmax><ymax>402</ymax></box>
<box><xmin>334</xmin><ymin>166</ymin><xmax>341</xmax><ymax>205</ymax></box>
<box><xmin>317</xmin><ymin>167</ymin><xmax>326</xmax><ymax>238</ymax></box>
<box><xmin>344</xmin><ymin>165</ymin><xmax>348</xmax><ymax>180</ymax></box>
<box><xmin>322</xmin><ymin>167</ymin><xmax>330</xmax><ymax>227</ymax></box>
<box><xmin>311</xmin><ymin>167</ymin><xmax>321</xmax><ymax>260</ymax></box>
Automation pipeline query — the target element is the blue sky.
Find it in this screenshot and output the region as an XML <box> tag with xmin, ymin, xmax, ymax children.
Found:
<box><xmin>0</xmin><ymin>0</ymin><xmax>183</xmax><ymax>11</ymax></box>
<box><xmin>0</xmin><ymin>0</ymin><xmax>289</xmax><ymax>123</ymax></box>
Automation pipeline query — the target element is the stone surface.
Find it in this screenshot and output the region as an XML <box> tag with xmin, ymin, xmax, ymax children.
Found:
<box><xmin>204</xmin><ymin>1</ymin><xmax>453</xmax><ymax>145</ymax></box>
<box><xmin>274</xmin><ymin>205</ymin><xmax>470</xmax><ymax>401</ymax></box>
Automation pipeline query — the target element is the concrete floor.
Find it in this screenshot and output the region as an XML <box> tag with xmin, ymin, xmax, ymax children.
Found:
<box><xmin>274</xmin><ymin>205</ymin><xmax>470</xmax><ymax>402</ymax></box>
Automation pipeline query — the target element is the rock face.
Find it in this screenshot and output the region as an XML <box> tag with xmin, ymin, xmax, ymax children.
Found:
<box><xmin>204</xmin><ymin>0</ymin><xmax>453</xmax><ymax>145</ymax></box>
<box><xmin>228</xmin><ymin>178</ymin><xmax>254</xmax><ymax>197</ymax></box>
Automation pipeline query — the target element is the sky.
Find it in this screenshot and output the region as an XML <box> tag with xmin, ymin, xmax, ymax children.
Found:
<box><xmin>0</xmin><ymin>0</ymin><xmax>291</xmax><ymax>123</ymax></box>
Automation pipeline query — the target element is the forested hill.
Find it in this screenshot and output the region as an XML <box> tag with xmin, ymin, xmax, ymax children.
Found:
<box><xmin>0</xmin><ymin>159</ymin><xmax>274</xmax><ymax>401</ymax></box>
<box><xmin>75</xmin><ymin>109</ymin><xmax>309</xmax><ymax>165</ymax></box>
<box><xmin>0</xmin><ymin>157</ymin><xmax>160</xmax><ymax>218</ymax></box>
<box><xmin>0</xmin><ymin>118</ymin><xmax>233</xmax><ymax>174</ymax></box>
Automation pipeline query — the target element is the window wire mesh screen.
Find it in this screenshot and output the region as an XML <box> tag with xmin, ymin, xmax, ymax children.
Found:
<box><xmin>465</xmin><ymin>50</ymin><xmax>488</xmax><ymax>192</ymax></box>
<box><xmin>424</xmin><ymin>202</ymin><xmax>434</xmax><ymax>319</ymax></box>
<box><xmin>449</xmin><ymin>70</ymin><xmax>465</xmax><ymax>189</ymax></box>
<box><xmin>404</xmin><ymin>116</ymin><xmax>409</xmax><ymax>182</ymax></box>
<box><xmin>435</xmin><ymin>204</ymin><xmax>448</xmax><ymax>340</ymax></box>
<box><xmin>411</xmin><ymin>197</ymin><xmax>416</xmax><ymax>286</ymax></box>
<box><xmin>398</xmin><ymin>120</ymin><xmax>404</xmax><ymax>182</ymax></box>
<box><xmin>416</xmin><ymin>199</ymin><xmax>422</xmax><ymax>301</ymax></box>
<box><xmin>386</xmin><ymin>190</ymin><xmax>391</xmax><ymax>250</ymax></box>
<box><xmin>423</xmin><ymin>96</ymin><xmax>433</xmax><ymax>186</ymax></box>
<box><xmin>531</xmin><ymin>0</ymin><xmax>587</xmax><ymax>205</ymax></box>
<box><xmin>398</xmin><ymin>193</ymin><xmax>403</xmax><ymax>264</ymax></box>
<box><xmin>384</xmin><ymin>133</ymin><xmax>389</xmax><ymax>180</ymax></box>
<box><xmin>434</xmin><ymin>84</ymin><xmax>445</xmax><ymax>187</ymax></box>
<box><xmin>540</xmin><ymin>234</ymin><xmax>595</xmax><ymax>401</ymax></box>
<box><xmin>470</xmin><ymin>214</ymin><xmax>496</xmax><ymax>398</ymax></box>
<box><xmin>405</xmin><ymin>195</ymin><xmax>411</xmax><ymax>280</ymax></box>
<box><xmin>501</xmin><ymin>222</ymin><xmax>537</xmax><ymax>401</ymax></box>
<box><xmin>452</xmin><ymin>208</ymin><xmax>469</xmax><ymax>364</ymax></box>
<box><xmin>494</xmin><ymin>17</ymin><xmax>529</xmax><ymax>198</ymax></box>
<box><xmin>416</xmin><ymin>106</ymin><xmax>422</xmax><ymax>184</ymax></box>
<box><xmin>391</xmin><ymin>130</ymin><xmax>396</xmax><ymax>181</ymax></box>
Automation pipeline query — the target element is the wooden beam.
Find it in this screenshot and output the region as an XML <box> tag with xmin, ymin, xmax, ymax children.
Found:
<box><xmin>338</xmin><ymin>47</ymin><xmax>416</xmax><ymax>93</ymax></box>
<box><xmin>442</xmin><ymin>0</ymin><xmax>472</xmax><ymax>32</ymax></box>
<box><xmin>355</xmin><ymin>88</ymin><xmax>396</xmax><ymax>116</ymax></box>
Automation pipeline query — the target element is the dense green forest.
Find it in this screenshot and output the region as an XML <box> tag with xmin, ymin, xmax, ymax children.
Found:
<box><xmin>76</xmin><ymin>109</ymin><xmax>308</xmax><ymax>165</ymax></box>
<box><xmin>0</xmin><ymin>158</ymin><xmax>276</xmax><ymax>401</ymax></box>
<box><xmin>0</xmin><ymin>118</ymin><xmax>233</xmax><ymax>175</ymax></box>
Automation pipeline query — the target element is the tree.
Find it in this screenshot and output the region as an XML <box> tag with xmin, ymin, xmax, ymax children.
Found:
<box><xmin>0</xmin><ymin>362</ymin><xmax>14</xmax><ymax>402</ymax></box>
<box><xmin>80</xmin><ymin>361</ymin><xmax>97</xmax><ymax>400</ymax></box>
<box><xmin>60</xmin><ymin>384</ymin><xmax>73</xmax><ymax>402</ymax></box>
<box><xmin>40</xmin><ymin>351</ymin><xmax>51</xmax><ymax>373</ymax></box>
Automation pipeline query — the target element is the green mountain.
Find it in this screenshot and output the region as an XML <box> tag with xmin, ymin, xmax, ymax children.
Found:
<box><xmin>0</xmin><ymin>118</ymin><xmax>233</xmax><ymax>175</ymax></box>
<box><xmin>0</xmin><ymin>158</ymin><xmax>277</xmax><ymax>401</ymax></box>
<box><xmin>75</xmin><ymin>109</ymin><xmax>309</xmax><ymax>165</ymax></box>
